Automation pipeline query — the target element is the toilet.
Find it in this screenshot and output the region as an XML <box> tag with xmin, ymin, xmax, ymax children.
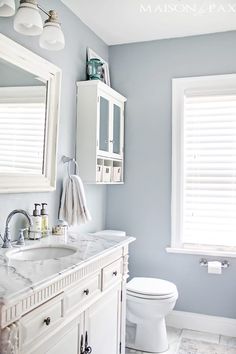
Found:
<box><xmin>126</xmin><ymin>277</ymin><xmax>178</xmax><ymax>353</ymax></box>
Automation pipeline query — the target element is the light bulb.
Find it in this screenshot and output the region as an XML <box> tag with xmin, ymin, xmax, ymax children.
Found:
<box><xmin>39</xmin><ymin>10</ymin><xmax>65</xmax><ymax>51</ymax></box>
<box><xmin>14</xmin><ymin>0</ymin><xmax>43</xmax><ymax>36</ymax></box>
<box><xmin>0</xmin><ymin>0</ymin><xmax>15</xmax><ymax>17</ymax></box>
<box><xmin>24</xmin><ymin>23</ymin><xmax>33</xmax><ymax>28</ymax></box>
<box><xmin>48</xmin><ymin>40</ymin><xmax>57</xmax><ymax>44</ymax></box>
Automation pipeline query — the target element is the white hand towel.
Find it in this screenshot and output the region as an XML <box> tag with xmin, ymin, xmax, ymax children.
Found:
<box><xmin>59</xmin><ymin>175</ymin><xmax>92</xmax><ymax>226</ymax></box>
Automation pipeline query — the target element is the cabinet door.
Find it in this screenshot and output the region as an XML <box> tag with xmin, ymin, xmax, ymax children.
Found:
<box><xmin>112</xmin><ymin>102</ymin><xmax>123</xmax><ymax>158</ymax></box>
<box><xmin>44</xmin><ymin>316</ymin><xmax>83</xmax><ymax>354</ymax></box>
<box><xmin>85</xmin><ymin>286</ymin><xmax>121</xmax><ymax>354</ymax></box>
<box><xmin>98</xmin><ymin>95</ymin><xmax>110</xmax><ymax>155</ymax></box>
<box><xmin>45</xmin><ymin>327</ymin><xmax>79</xmax><ymax>354</ymax></box>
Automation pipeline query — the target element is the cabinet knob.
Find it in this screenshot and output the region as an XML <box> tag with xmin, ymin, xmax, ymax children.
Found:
<box><xmin>44</xmin><ymin>317</ymin><xmax>51</xmax><ymax>326</ymax></box>
<box><xmin>113</xmin><ymin>271</ymin><xmax>118</xmax><ymax>276</ymax></box>
<box><xmin>84</xmin><ymin>289</ymin><xmax>90</xmax><ymax>296</ymax></box>
<box><xmin>85</xmin><ymin>346</ymin><xmax>92</xmax><ymax>353</ymax></box>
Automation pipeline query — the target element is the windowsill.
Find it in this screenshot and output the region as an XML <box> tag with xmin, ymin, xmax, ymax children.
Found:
<box><xmin>166</xmin><ymin>247</ymin><xmax>236</xmax><ymax>258</ymax></box>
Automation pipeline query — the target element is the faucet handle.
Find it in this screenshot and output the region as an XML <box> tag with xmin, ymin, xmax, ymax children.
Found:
<box><xmin>2</xmin><ymin>226</ymin><xmax>12</xmax><ymax>249</ymax></box>
<box><xmin>16</xmin><ymin>228</ymin><xmax>27</xmax><ymax>246</ymax></box>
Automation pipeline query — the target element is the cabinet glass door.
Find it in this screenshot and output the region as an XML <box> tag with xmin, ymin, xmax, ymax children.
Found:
<box><xmin>99</xmin><ymin>96</ymin><xmax>109</xmax><ymax>152</ymax></box>
<box><xmin>113</xmin><ymin>104</ymin><xmax>121</xmax><ymax>154</ymax></box>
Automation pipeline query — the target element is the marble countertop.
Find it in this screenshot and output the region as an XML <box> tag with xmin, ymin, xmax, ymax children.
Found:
<box><xmin>0</xmin><ymin>233</ymin><xmax>134</xmax><ymax>305</ymax></box>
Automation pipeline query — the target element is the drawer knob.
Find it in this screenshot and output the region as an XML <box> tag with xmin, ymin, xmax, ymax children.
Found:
<box><xmin>84</xmin><ymin>289</ymin><xmax>90</xmax><ymax>296</ymax></box>
<box><xmin>44</xmin><ymin>317</ymin><xmax>51</xmax><ymax>326</ymax></box>
<box><xmin>113</xmin><ymin>271</ymin><xmax>118</xmax><ymax>276</ymax></box>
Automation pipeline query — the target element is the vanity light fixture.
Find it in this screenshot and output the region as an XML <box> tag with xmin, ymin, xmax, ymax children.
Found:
<box><xmin>1</xmin><ymin>0</ymin><xmax>65</xmax><ymax>50</ymax></box>
<box><xmin>14</xmin><ymin>0</ymin><xmax>43</xmax><ymax>36</ymax></box>
<box><xmin>39</xmin><ymin>10</ymin><xmax>65</xmax><ymax>51</ymax></box>
<box><xmin>0</xmin><ymin>0</ymin><xmax>15</xmax><ymax>17</ymax></box>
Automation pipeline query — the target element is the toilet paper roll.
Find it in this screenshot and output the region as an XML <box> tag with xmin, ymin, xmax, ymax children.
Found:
<box><xmin>207</xmin><ymin>261</ymin><xmax>222</xmax><ymax>274</ymax></box>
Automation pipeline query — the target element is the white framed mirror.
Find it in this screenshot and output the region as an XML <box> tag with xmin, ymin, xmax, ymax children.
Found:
<box><xmin>0</xmin><ymin>34</ymin><xmax>61</xmax><ymax>193</ymax></box>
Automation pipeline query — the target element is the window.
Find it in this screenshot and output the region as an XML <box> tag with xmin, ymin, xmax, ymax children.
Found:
<box><xmin>171</xmin><ymin>74</ymin><xmax>236</xmax><ymax>254</ymax></box>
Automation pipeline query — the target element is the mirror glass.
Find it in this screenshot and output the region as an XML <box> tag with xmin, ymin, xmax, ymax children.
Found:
<box><xmin>0</xmin><ymin>58</ymin><xmax>47</xmax><ymax>175</ymax></box>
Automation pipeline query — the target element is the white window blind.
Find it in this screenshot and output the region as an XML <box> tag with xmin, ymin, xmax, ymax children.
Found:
<box><xmin>0</xmin><ymin>86</ymin><xmax>46</xmax><ymax>175</ymax></box>
<box><xmin>183</xmin><ymin>90</ymin><xmax>236</xmax><ymax>247</ymax></box>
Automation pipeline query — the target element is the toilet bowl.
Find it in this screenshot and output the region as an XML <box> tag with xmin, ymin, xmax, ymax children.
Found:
<box><xmin>126</xmin><ymin>277</ymin><xmax>178</xmax><ymax>353</ymax></box>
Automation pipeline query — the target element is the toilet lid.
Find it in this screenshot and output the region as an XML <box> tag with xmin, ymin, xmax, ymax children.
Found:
<box><xmin>127</xmin><ymin>277</ymin><xmax>177</xmax><ymax>297</ymax></box>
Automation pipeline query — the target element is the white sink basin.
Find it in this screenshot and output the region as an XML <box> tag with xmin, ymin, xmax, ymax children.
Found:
<box><xmin>6</xmin><ymin>245</ymin><xmax>77</xmax><ymax>261</ymax></box>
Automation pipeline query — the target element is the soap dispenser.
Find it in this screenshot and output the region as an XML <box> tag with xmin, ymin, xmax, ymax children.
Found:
<box><xmin>30</xmin><ymin>203</ymin><xmax>42</xmax><ymax>240</ymax></box>
<box><xmin>41</xmin><ymin>203</ymin><xmax>49</xmax><ymax>236</ymax></box>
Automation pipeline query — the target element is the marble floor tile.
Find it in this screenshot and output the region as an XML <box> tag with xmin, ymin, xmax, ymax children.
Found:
<box><xmin>125</xmin><ymin>327</ymin><xmax>236</xmax><ymax>354</ymax></box>
<box><xmin>168</xmin><ymin>327</ymin><xmax>182</xmax><ymax>344</ymax></box>
<box><xmin>181</xmin><ymin>329</ymin><xmax>220</xmax><ymax>344</ymax></box>
<box><xmin>178</xmin><ymin>338</ymin><xmax>236</xmax><ymax>354</ymax></box>
<box><xmin>126</xmin><ymin>349</ymin><xmax>142</xmax><ymax>354</ymax></box>
<box><xmin>126</xmin><ymin>349</ymin><xmax>138</xmax><ymax>354</ymax></box>
<box><xmin>220</xmin><ymin>335</ymin><xmax>236</xmax><ymax>348</ymax></box>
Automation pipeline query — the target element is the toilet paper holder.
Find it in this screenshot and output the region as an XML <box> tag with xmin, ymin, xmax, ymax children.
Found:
<box><xmin>200</xmin><ymin>258</ymin><xmax>229</xmax><ymax>269</ymax></box>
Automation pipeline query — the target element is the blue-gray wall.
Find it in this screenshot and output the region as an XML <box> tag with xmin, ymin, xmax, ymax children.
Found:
<box><xmin>0</xmin><ymin>0</ymin><xmax>108</xmax><ymax>237</ymax></box>
<box><xmin>1</xmin><ymin>4</ymin><xmax>236</xmax><ymax>319</ymax></box>
<box><xmin>106</xmin><ymin>31</ymin><xmax>236</xmax><ymax>319</ymax></box>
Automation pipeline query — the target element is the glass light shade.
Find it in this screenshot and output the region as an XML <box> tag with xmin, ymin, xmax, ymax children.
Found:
<box><xmin>0</xmin><ymin>0</ymin><xmax>15</xmax><ymax>17</ymax></box>
<box><xmin>14</xmin><ymin>2</ymin><xmax>43</xmax><ymax>36</ymax></box>
<box><xmin>39</xmin><ymin>22</ymin><xmax>65</xmax><ymax>51</ymax></box>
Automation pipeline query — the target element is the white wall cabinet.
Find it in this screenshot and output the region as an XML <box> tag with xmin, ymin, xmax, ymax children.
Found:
<box><xmin>76</xmin><ymin>81</ymin><xmax>127</xmax><ymax>184</ymax></box>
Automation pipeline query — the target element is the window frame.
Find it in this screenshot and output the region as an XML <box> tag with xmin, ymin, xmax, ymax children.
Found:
<box><xmin>170</xmin><ymin>73</ymin><xmax>236</xmax><ymax>256</ymax></box>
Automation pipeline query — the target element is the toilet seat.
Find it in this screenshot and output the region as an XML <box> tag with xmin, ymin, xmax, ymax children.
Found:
<box><xmin>127</xmin><ymin>291</ymin><xmax>177</xmax><ymax>300</ymax></box>
<box><xmin>127</xmin><ymin>277</ymin><xmax>178</xmax><ymax>300</ymax></box>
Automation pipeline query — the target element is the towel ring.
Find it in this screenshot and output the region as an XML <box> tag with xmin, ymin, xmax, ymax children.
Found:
<box><xmin>62</xmin><ymin>155</ymin><xmax>79</xmax><ymax>178</ymax></box>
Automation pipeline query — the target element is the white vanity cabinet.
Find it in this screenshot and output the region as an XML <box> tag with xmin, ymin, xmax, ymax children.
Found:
<box><xmin>0</xmin><ymin>245</ymin><xmax>130</xmax><ymax>354</ymax></box>
<box><xmin>84</xmin><ymin>285</ymin><xmax>122</xmax><ymax>354</ymax></box>
<box><xmin>76</xmin><ymin>81</ymin><xmax>127</xmax><ymax>184</ymax></box>
<box><xmin>44</xmin><ymin>287</ymin><xmax>121</xmax><ymax>354</ymax></box>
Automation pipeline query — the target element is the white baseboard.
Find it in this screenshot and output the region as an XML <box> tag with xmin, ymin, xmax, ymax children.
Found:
<box><xmin>166</xmin><ymin>310</ymin><xmax>236</xmax><ymax>337</ymax></box>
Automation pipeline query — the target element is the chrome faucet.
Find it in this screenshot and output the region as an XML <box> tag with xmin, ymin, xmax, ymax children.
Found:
<box><xmin>1</xmin><ymin>209</ymin><xmax>33</xmax><ymax>248</ymax></box>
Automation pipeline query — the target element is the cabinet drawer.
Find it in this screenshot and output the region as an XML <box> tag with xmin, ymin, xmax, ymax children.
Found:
<box><xmin>65</xmin><ymin>272</ymin><xmax>101</xmax><ymax>313</ymax></box>
<box><xmin>102</xmin><ymin>259</ymin><xmax>123</xmax><ymax>290</ymax></box>
<box><xmin>20</xmin><ymin>293</ymin><xmax>64</xmax><ymax>349</ymax></box>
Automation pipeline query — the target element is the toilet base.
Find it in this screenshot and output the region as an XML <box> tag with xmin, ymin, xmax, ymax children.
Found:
<box><xmin>128</xmin><ymin>317</ymin><xmax>168</xmax><ymax>353</ymax></box>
